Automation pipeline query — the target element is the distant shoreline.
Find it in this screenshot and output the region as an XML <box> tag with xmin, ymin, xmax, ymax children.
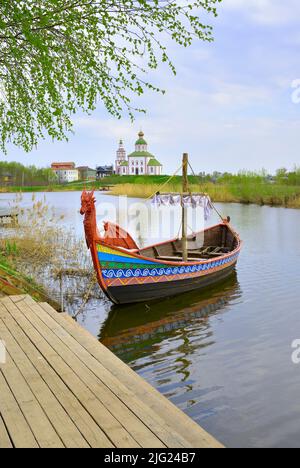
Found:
<box><xmin>1</xmin><ymin>177</ymin><xmax>300</xmax><ymax>209</ymax></box>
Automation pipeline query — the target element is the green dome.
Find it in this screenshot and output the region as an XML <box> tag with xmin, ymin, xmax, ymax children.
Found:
<box><xmin>135</xmin><ymin>138</ymin><xmax>147</xmax><ymax>146</ymax></box>
<box><xmin>147</xmin><ymin>158</ymin><xmax>162</xmax><ymax>167</ymax></box>
<box><xmin>135</xmin><ymin>130</ymin><xmax>147</xmax><ymax>146</ymax></box>
<box><xmin>128</xmin><ymin>151</ymin><xmax>154</xmax><ymax>158</ymax></box>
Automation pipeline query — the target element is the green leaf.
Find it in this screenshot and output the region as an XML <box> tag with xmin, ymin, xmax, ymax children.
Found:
<box><xmin>0</xmin><ymin>0</ymin><xmax>221</xmax><ymax>153</ymax></box>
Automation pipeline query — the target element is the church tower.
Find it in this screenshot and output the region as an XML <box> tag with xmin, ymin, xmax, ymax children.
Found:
<box><xmin>115</xmin><ymin>139</ymin><xmax>127</xmax><ymax>175</ymax></box>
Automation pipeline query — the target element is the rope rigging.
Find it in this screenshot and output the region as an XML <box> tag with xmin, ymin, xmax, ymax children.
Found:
<box><xmin>146</xmin><ymin>156</ymin><xmax>226</xmax><ymax>223</ymax></box>
<box><xmin>146</xmin><ymin>163</ymin><xmax>183</xmax><ymax>201</ymax></box>
<box><xmin>187</xmin><ymin>160</ymin><xmax>225</xmax><ymax>222</ymax></box>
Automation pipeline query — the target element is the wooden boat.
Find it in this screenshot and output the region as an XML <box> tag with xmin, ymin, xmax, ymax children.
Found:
<box><xmin>80</xmin><ymin>155</ymin><xmax>242</xmax><ymax>305</ymax></box>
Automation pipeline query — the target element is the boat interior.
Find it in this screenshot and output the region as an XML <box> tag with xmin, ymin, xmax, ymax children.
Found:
<box><xmin>139</xmin><ymin>224</ymin><xmax>239</xmax><ymax>262</ymax></box>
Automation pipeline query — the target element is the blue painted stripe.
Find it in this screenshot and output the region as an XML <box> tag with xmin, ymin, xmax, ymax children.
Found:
<box><xmin>98</xmin><ymin>252</ymin><xmax>158</xmax><ymax>265</ymax></box>
<box><xmin>101</xmin><ymin>253</ymin><xmax>239</xmax><ymax>279</ymax></box>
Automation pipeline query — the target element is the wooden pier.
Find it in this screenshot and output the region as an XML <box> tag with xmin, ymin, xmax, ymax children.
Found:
<box><xmin>0</xmin><ymin>295</ymin><xmax>223</xmax><ymax>449</ymax></box>
<box><xmin>99</xmin><ymin>184</ymin><xmax>115</xmax><ymax>192</ymax></box>
<box><xmin>0</xmin><ymin>211</ymin><xmax>18</xmax><ymax>226</ymax></box>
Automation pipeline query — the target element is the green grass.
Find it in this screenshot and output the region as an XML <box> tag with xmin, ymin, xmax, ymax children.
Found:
<box><xmin>228</xmin><ymin>182</ymin><xmax>300</xmax><ymax>207</ymax></box>
<box><xmin>2</xmin><ymin>174</ymin><xmax>300</xmax><ymax>208</ymax></box>
<box><xmin>110</xmin><ymin>180</ymin><xmax>300</xmax><ymax>209</ymax></box>
<box><xmin>0</xmin><ymin>175</ymin><xmax>203</xmax><ymax>192</ymax></box>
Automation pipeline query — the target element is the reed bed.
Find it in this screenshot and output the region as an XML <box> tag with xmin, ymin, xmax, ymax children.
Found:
<box><xmin>3</xmin><ymin>172</ymin><xmax>300</xmax><ymax>210</ymax></box>
<box><xmin>109</xmin><ymin>181</ymin><xmax>238</xmax><ymax>201</ymax></box>
<box><xmin>0</xmin><ymin>194</ymin><xmax>102</xmax><ymax>312</ymax></box>
<box><xmin>110</xmin><ymin>182</ymin><xmax>300</xmax><ymax>208</ymax></box>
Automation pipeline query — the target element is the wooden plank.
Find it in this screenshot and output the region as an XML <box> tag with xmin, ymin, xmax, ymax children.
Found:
<box><xmin>37</xmin><ymin>300</ymin><xmax>223</xmax><ymax>448</ymax></box>
<box><xmin>0</xmin><ymin>414</ymin><xmax>13</xmax><ymax>448</ymax></box>
<box><xmin>0</xmin><ymin>311</ymin><xmax>100</xmax><ymax>448</ymax></box>
<box><xmin>2</xmin><ymin>296</ymin><xmax>139</xmax><ymax>448</ymax></box>
<box><xmin>22</xmin><ymin>298</ymin><xmax>192</xmax><ymax>449</ymax></box>
<box><xmin>0</xmin><ymin>297</ymin><xmax>141</xmax><ymax>448</ymax></box>
<box><xmin>7</xmin><ymin>296</ymin><xmax>166</xmax><ymax>449</ymax></box>
<box><xmin>0</xmin><ymin>304</ymin><xmax>113</xmax><ymax>448</ymax></box>
<box><xmin>4</xmin><ymin>295</ymin><xmax>223</xmax><ymax>448</ymax></box>
<box><xmin>0</xmin><ymin>370</ymin><xmax>38</xmax><ymax>448</ymax></box>
<box><xmin>0</xmin><ymin>348</ymin><xmax>64</xmax><ymax>448</ymax></box>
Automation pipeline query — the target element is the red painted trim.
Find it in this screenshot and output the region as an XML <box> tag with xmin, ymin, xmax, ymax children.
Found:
<box><xmin>104</xmin><ymin>257</ymin><xmax>239</xmax><ymax>288</ymax></box>
<box><xmin>89</xmin><ymin>220</ymin><xmax>242</xmax><ymax>305</ymax></box>
<box><xmin>91</xmin><ymin>241</ymin><xmax>121</xmax><ymax>303</ymax></box>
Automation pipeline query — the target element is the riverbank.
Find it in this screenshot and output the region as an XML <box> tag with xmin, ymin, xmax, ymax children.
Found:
<box><xmin>110</xmin><ymin>181</ymin><xmax>300</xmax><ymax>209</ymax></box>
<box><xmin>0</xmin><ymin>195</ymin><xmax>93</xmax><ymax>310</ymax></box>
<box><xmin>1</xmin><ymin>175</ymin><xmax>300</xmax><ymax>208</ymax></box>
<box><xmin>0</xmin><ymin>256</ymin><xmax>57</xmax><ymax>304</ymax></box>
<box><xmin>0</xmin><ymin>175</ymin><xmax>173</xmax><ymax>192</ymax></box>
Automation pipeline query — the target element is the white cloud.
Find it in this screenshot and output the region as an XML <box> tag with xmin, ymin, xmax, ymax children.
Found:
<box><xmin>223</xmin><ymin>0</ymin><xmax>300</xmax><ymax>26</ymax></box>
<box><xmin>210</xmin><ymin>82</ymin><xmax>271</xmax><ymax>107</ymax></box>
<box><xmin>74</xmin><ymin>118</ymin><xmax>136</xmax><ymax>141</ymax></box>
<box><xmin>72</xmin><ymin>75</ymin><xmax>299</xmax><ymax>174</ymax></box>
<box><xmin>75</xmin><ymin>79</ymin><xmax>272</xmax><ymax>143</ymax></box>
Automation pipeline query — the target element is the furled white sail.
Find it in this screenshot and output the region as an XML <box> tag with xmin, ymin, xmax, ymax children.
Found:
<box><xmin>151</xmin><ymin>194</ymin><xmax>213</xmax><ymax>220</ymax></box>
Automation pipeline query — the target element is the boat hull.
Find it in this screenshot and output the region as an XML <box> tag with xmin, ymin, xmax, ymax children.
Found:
<box><xmin>107</xmin><ymin>263</ymin><xmax>237</xmax><ymax>304</ymax></box>
<box><xmin>91</xmin><ymin>224</ymin><xmax>241</xmax><ymax>305</ymax></box>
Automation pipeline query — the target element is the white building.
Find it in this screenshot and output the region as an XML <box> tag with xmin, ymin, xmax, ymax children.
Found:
<box><xmin>115</xmin><ymin>140</ymin><xmax>127</xmax><ymax>175</ymax></box>
<box><xmin>115</xmin><ymin>131</ymin><xmax>163</xmax><ymax>176</ymax></box>
<box><xmin>51</xmin><ymin>163</ymin><xmax>79</xmax><ymax>183</ymax></box>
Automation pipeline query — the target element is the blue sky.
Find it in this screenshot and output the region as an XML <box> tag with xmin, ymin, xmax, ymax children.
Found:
<box><xmin>4</xmin><ymin>0</ymin><xmax>300</xmax><ymax>174</ymax></box>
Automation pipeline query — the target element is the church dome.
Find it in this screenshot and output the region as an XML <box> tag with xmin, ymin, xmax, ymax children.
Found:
<box><xmin>135</xmin><ymin>130</ymin><xmax>147</xmax><ymax>146</ymax></box>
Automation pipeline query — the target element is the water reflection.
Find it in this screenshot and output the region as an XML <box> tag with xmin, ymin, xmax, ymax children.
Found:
<box><xmin>100</xmin><ymin>272</ymin><xmax>242</xmax><ymax>361</ymax></box>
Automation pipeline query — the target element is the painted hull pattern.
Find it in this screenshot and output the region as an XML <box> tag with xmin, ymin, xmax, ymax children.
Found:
<box><xmin>93</xmin><ymin>238</ymin><xmax>241</xmax><ymax>305</ymax></box>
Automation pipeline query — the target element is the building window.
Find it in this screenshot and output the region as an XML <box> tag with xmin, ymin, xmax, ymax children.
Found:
<box><xmin>151</xmin><ymin>168</ymin><xmax>154</xmax><ymax>173</ymax></box>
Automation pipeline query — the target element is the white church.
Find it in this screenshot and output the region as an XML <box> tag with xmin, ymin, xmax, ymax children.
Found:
<box><xmin>115</xmin><ymin>131</ymin><xmax>163</xmax><ymax>176</ymax></box>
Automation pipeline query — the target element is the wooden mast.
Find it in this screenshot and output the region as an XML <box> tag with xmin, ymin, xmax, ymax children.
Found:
<box><xmin>182</xmin><ymin>153</ymin><xmax>189</xmax><ymax>262</ymax></box>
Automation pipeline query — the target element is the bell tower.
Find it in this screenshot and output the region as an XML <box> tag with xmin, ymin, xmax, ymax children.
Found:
<box><xmin>115</xmin><ymin>139</ymin><xmax>126</xmax><ymax>175</ymax></box>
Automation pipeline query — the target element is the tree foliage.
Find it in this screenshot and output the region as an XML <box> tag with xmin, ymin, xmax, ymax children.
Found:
<box><xmin>0</xmin><ymin>161</ymin><xmax>57</xmax><ymax>185</ymax></box>
<box><xmin>0</xmin><ymin>0</ymin><xmax>221</xmax><ymax>152</ymax></box>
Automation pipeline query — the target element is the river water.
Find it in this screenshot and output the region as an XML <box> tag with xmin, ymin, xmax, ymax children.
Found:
<box><xmin>1</xmin><ymin>191</ymin><xmax>300</xmax><ymax>448</ymax></box>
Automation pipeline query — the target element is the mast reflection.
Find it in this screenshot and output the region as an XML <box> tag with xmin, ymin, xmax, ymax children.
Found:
<box><xmin>99</xmin><ymin>273</ymin><xmax>242</xmax><ymax>356</ymax></box>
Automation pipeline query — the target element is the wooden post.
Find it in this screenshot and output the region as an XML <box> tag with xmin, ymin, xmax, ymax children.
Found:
<box><xmin>182</xmin><ymin>153</ymin><xmax>189</xmax><ymax>262</ymax></box>
<box><xmin>59</xmin><ymin>272</ymin><xmax>64</xmax><ymax>313</ymax></box>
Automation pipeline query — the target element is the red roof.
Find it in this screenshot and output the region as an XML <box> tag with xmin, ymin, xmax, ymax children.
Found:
<box><xmin>51</xmin><ymin>162</ymin><xmax>76</xmax><ymax>170</ymax></box>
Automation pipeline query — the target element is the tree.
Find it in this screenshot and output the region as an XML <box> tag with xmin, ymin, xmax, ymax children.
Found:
<box><xmin>276</xmin><ymin>168</ymin><xmax>288</xmax><ymax>178</ymax></box>
<box><xmin>0</xmin><ymin>0</ymin><xmax>221</xmax><ymax>152</ymax></box>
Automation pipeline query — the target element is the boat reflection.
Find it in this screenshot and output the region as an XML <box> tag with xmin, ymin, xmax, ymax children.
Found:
<box><xmin>99</xmin><ymin>273</ymin><xmax>242</xmax><ymax>356</ymax></box>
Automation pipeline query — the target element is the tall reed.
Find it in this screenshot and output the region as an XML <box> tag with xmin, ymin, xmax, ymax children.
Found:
<box><xmin>0</xmin><ymin>194</ymin><xmax>101</xmax><ymax>310</ymax></box>
<box><xmin>110</xmin><ymin>182</ymin><xmax>300</xmax><ymax>208</ymax></box>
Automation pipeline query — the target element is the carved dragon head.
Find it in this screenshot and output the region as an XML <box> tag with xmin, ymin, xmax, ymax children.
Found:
<box><xmin>80</xmin><ymin>190</ymin><xmax>96</xmax><ymax>216</ymax></box>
